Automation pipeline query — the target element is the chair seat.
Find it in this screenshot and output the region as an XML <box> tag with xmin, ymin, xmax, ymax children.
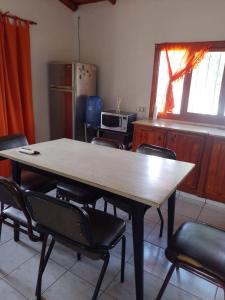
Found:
<box><xmin>166</xmin><ymin>221</ymin><xmax>225</xmax><ymax>281</ymax></box>
<box><xmin>84</xmin><ymin>207</ymin><xmax>126</xmax><ymax>247</ymax></box>
<box><xmin>3</xmin><ymin>207</ymin><xmax>37</xmax><ymax>228</ymax></box>
<box><xmin>57</xmin><ymin>182</ymin><xmax>100</xmax><ymax>205</ymax></box>
<box><xmin>20</xmin><ymin>170</ymin><xmax>56</xmax><ymax>192</ymax></box>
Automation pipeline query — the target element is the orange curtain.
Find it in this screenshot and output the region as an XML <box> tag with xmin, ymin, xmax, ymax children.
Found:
<box><xmin>160</xmin><ymin>43</ymin><xmax>212</xmax><ymax>113</ymax></box>
<box><xmin>0</xmin><ymin>15</ymin><xmax>35</xmax><ymax>176</ymax></box>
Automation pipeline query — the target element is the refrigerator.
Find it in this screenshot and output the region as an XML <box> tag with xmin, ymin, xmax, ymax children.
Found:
<box><xmin>49</xmin><ymin>62</ymin><xmax>97</xmax><ymax>141</ymax></box>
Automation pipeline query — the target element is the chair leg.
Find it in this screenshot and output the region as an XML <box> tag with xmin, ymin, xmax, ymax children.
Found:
<box><xmin>0</xmin><ymin>216</ymin><xmax>4</xmax><ymax>240</ymax></box>
<box><xmin>36</xmin><ymin>235</ymin><xmax>55</xmax><ymax>299</ymax></box>
<box><xmin>157</xmin><ymin>208</ymin><xmax>164</xmax><ymax>238</ymax></box>
<box><xmin>56</xmin><ymin>189</ymin><xmax>61</xmax><ymax>199</ymax></box>
<box><xmin>92</xmin><ymin>253</ymin><xmax>110</xmax><ymax>300</ymax></box>
<box><xmin>0</xmin><ymin>202</ymin><xmax>4</xmax><ymax>212</ymax></box>
<box><xmin>156</xmin><ymin>263</ymin><xmax>176</xmax><ymax>300</ymax></box>
<box><xmin>113</xmin><ymin>205</ymin><xmax>117</xmax><ymax>217</ymax></box>
<box><xmin>14</xmin><ymin>222</ymin><xmax>20</xmax><ymax>242</ymax></box>
<box><xmin>128</xmin><ymin>212</ymin><xmax>131</xmax><ymax>220</ymax></box>
<box><xmin>104</xmin><ymin>201</ymin><xmax>107</xmax><ymax>213</ymax></box>
<box><xmin>77</xmin><ymin>252</ymin><xmax>81</xmax><ymax>260</ymax></box>
<box><xmin>120</xmin><ymin>235</ymin><xmax>126</xmax><ymax>283</ymax></box>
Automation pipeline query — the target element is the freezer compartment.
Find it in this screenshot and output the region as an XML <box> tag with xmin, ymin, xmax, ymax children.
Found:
<box><xmin>49</xmin><ymin>63</ymin><xmax>73</xmax><ymax>88</ymax></box>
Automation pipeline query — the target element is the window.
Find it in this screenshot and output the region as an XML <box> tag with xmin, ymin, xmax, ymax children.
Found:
<box><xmin>150</xmin><ymin>42</ymin><xmax>225</xmax><ymax>125</ymax></box>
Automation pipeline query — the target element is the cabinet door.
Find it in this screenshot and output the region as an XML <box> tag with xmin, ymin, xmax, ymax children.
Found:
<box><xmin>205</xmin><ymin>139</ymin><xmax>225</xmax><ymax>202</ymax></box>
<box><xmin>167</xmin><ymin>131</ymin><xmax>205</xmax><ymax>192</ymax></box>
<box><xmin>132</xmin><ymin>126</ymin><xmax>166</xmax><ymax>151</ymax></box>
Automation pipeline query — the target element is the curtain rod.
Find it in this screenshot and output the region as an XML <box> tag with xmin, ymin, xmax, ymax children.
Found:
<box><xmin>0</xmin><ymin>11</ymin><xmax>37</xmax><ymax>25</ymax></box>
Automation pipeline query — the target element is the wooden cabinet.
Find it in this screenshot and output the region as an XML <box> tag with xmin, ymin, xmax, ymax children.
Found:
<box><xmin>132</xmin><ymin>124</ymin><xmax>206</xmax><ymax>197</ymax></box>
<box><xmin>133</xmin><ymin>122</ymin><xmax>225</xmax><ymax>203</ymax></box>
<box><xmin>204</xmin><ymin>138</ymin><xmax>225</xmax><ymax>202</ymax></box>
<box><xmin>132</xmin><ymin>126</ymin><xmax>166</xmax><ymax>151</ymax></box>
<box><xmin>166</xmin><ymin>131</ymin><xmax>205</xmax><ymax>193</ymax></box>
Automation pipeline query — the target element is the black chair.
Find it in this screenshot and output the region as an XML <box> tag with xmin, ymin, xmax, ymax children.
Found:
<box><xmin>56</xmin><ymin>137</ymin><xmax>124</xmax><ymax>211</ymax></box>
<box><xmin>156</xmin><ymin>221</ymin><xmax>225</xmax><ymax>300</ymax></box>
<box><xmin>25</xmin><ymin>191</ymin><xmax>126</xmax><ymax>300</ymax></box>
<box><xmin>137</xmin><ymin>144</ymin><xmax>176</xmax><ymax>237</ymax></box>
<box><xmin>0</xmin><ymin>177</ymin><xmax>42</xmax><ymax>242</ymax></box>
<box><xmin>0</xmin><ymin>134</ymin><xmax>56</xmax><ymax>193</ymax></box>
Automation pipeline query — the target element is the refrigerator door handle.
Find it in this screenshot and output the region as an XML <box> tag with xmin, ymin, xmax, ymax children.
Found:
<box><xmin>50</xmin><ymin>85</ymin><xmax>74</xmax><ymax>91</ymax></box>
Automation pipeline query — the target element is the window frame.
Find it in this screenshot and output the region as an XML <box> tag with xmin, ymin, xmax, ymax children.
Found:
<box><xmin>149</xmin><ymin>41</ymin><xmax>225</xmax><ymax>126</ymax></box>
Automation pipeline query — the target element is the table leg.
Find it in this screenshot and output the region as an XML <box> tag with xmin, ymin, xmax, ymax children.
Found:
<box><xmin>167</xmin><ymin>191</ymin><xmax>176</xmax><ymax>245</ymax></box>
<box><xmin>12</xmin><ymin>161</ymin><xmax>21</xmax><ymax>185</ymax></box>
<box><xmin>131</xmin><ymin>204</ymin><xmax>147</xmax><ymax>300</ymax></box>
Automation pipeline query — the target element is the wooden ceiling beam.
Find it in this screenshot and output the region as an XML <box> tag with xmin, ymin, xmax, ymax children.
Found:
<box><xmin>59</xmin><ymin>0</ymin><xmax>78</xmax><ymax>11</ymax></box>
<box><xmin>59</xmin><ymin>0</ymin><xmax>117</xmax><ymax>10</ymax></box>
<box><xmin>108</xmin><ymin>0</ymin><xmax>116</xmax><ymax>4</ymax></box>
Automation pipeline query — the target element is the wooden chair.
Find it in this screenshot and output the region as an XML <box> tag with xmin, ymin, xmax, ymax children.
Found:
<box><xmin>0</xmin><ymin>177</ymin><xmax>42</xmax><ymax>242</ymax></box>
<box><xmin>156</xmin><ymin>221</ymin><xmax>225</xmax><ymax>300</ymax></box>
<box><xmin>25</xmin><ymin>191</ymin><xmax>126</xmax><ymax>300</ymax></box>
<box><xmin>137</xmin><ymin>144</ymin><xmax>176</xmax><ymax>237</ymax></box>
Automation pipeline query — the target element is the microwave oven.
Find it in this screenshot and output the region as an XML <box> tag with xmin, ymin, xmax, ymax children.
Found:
<box><xmin>101</xmin><ymin>110</ymin><xmax>137</xmax><ymax>133</ymax></box>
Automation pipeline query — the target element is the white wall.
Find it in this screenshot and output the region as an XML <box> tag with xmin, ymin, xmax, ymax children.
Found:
<box><xmin>0</xmin><ymin>0</ymin><xmax>75</xmax><ymax>141</ymax></box>
<box><xmin>77</xmin><ymin>0</ymin><xmax>225</xmax><ymax>117</ymax></box>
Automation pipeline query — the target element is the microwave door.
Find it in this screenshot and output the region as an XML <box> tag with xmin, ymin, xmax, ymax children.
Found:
<box><xmin>102</xmin><ymin>115</ymin><xmax>120</xmax><ymax>128</ymax></box>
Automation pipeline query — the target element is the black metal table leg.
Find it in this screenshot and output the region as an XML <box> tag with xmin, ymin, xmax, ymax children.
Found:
<box><xmin>131</xmin><ymin>203</ymin><xmax>148</xmax><ymax>300</ymax></box>
<box><xmin>12</xmin><ymin>161</ymin><xmax>21</xmax><ymax>185</ymax></box>
<box><xmin>167</xmin><ymin>191</ymin><xmax>176</xmax><ymax>245</ymax></box>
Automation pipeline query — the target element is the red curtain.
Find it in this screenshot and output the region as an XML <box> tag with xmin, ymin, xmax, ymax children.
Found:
<box><xmin>0</xmin><ymin>15</ymin><xmax>35</xmax><ymax>176</ymax></box>
<box><xmin>160</xmin><ymin>42</ymin><xmax>212</xmax><ymax>113</ymax></box>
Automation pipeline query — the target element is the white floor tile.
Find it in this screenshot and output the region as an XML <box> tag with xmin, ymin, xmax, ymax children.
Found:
<box><xmin>71</xmin><ymin>255</ymin><xmax>121</xmax><ymax>290</ymax></box>
<box><xmin>5</xmin><ymin>254</ymin><xmax>66</xmax><ymax>299</ymax></box>
<box><xmin>106</xmin><ymin>263</ymin><xmax>201</xmax><ymax>300</ymax></box>
<box><xmin>0</xmin><ymin>239</ymin><xmax>37</xmax><ymax>278</ymax></box>
<box><xmin>170</xmin><ymin>268</ymin><xmax>217</xmax><ymax>300</ymax></box>
<box><xmin>215</xmin><ymin>288</ymin><xmax>224</xmax><ymax>300</ymax></box>
<box><xmin>0</xmin><ymin>279</ymin><xmax>26</xmax><ymax>300</ymax></box>
<box><xmin>0</xmin><ymin>224</ymin><xmax>13</xmax><ymax>246</ymax></box>
<box><xmin>50</xmin><ymin>241</ymin><xmax>78</xmax><ymax>269</ymax></box>
<box><xmin>129</xmin><ymin>242</ymin><xmax>171</xmax><ymax>280</ymax></box>
<box><xmin>198</xmin><ymin>205</ymin><xmax>225</xmax><ymax>230</ymax></box>
<box><xmin>175</xmin><ymin>195</ymin><xmax>204</xmax><ymax>219</ymax></box>
<box><xmin>43</xmin><ymin>271</ymin><xmax>96</xmax><ymax>300</ymax></box>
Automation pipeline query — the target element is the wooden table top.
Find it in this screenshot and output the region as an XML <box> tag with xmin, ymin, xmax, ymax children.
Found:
<box><xmin>0</xmin><ymin>138</ymin><xmax>194</xmax><ymax>207</ymax></box>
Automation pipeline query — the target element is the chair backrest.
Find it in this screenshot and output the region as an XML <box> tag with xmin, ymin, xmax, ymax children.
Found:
<box><xmin>137</xmin><ymin>143</ymin><xmax>176</xmax><ymax>160</ymax></box>
<box><xmin>25</xmin><ymin>191</ymin><xmax>93</xmax><ymax>247</ymax></box>
<box><xmin>0</xmin><ymin>177</ymin><xmax>38</xmax><ymax>240</ymax></box>
<box><xmin>91</xmin><ymin>137</ymin><xmax>124</xmax><ymax>149</ymax></box>
<box><xmin>0</xmin><ymin>134</ymin><xmax>28</xmax><ymax>161</ymax></box>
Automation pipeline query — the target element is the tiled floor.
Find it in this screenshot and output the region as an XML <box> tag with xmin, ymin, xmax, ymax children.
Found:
<box><xmin>0</xmin><ymin>191</ymin><xmax>225</xmax><ymax>300</ymax></box>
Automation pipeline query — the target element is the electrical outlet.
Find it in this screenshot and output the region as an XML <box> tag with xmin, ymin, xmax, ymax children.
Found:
<box><xmin>137</xmin><ymin>106</ymin><xmax>146</xmax><ymax>112</ymax></box>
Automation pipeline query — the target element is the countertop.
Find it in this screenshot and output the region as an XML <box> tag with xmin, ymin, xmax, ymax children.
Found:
<box><xmin>133</xmin><ymin>119</ymin><xmax>225</xmax><ymax>138</ymax></box>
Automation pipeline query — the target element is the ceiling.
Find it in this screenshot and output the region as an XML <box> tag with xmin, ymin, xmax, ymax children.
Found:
<box><xmin>59</xmin><ymin>0</ymin><xmax>116</xmax><ymax>11</ymax></box>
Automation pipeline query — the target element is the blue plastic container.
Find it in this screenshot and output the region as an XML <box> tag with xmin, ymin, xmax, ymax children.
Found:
<box><xmin>85</xmin><ymin>96</ymin><xmax>103</xmax><ymax>128</ymax></box>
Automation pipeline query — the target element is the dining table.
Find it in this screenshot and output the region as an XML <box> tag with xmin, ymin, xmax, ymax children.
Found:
<box><xmin>0</xmin><ymin>138</ymin><xmax>194</xmax><ymax>300</ymax></box>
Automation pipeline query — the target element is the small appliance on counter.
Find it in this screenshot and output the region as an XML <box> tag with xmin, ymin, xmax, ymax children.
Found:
<box><xmin>101</xmin><ymin>110</ymin><xmax>137</xmax><ymax>133</ymax></box>
<box><xmin>99</xmin><ymin>110</ymin><xmax>137</xmax><ymax>150</ymax></box>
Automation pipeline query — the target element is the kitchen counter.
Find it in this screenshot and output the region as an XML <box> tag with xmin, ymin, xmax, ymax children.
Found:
<box><xmin>133</xmin><ymin>119</ymin><xmax>225</xmax><ymax>138</ymax></box>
